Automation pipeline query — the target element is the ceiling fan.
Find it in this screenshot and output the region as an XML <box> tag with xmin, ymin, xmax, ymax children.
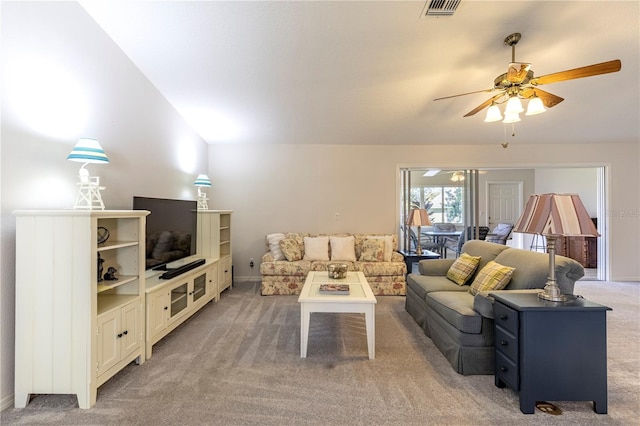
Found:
<box><xmin>433</xmin><ymin>33</ymin><xmax>622</xmax><ymax>121</ymax></box>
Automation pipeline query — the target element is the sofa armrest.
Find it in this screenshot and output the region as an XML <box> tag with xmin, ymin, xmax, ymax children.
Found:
<box><xmin>473</xmin><ymin>289</ymin><xmax>543</xmax><ymax>319</ymax></box>
<box><xmin>391</xmin><ymin>251</ymin><xmax>404</xmax><ymax>262</ymax></box>
<box><xmin>261</xmin><ymin>252</ymin><xmax>275</xmax><ymax>263</ymax></box>
<box><xmin>418</xmin><ymin>258</ymin><xmax>455</xmax><ymax>275</ymax></box>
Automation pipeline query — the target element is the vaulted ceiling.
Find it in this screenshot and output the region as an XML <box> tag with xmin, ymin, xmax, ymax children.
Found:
<box><xmin>80</xmin><ymin>1</ymin><xmax>639</xmax><ymax>146</ymax></box>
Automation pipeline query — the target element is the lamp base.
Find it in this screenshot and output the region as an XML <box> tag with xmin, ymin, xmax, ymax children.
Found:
<box><xmin>538</xmin><ymin>281</ymin><xmax>568</xmax><ymax>302</ymax></box>
<box><xmin>74</xmin><ymin>176</ymin><xmax>106</xmax><ymax>210</ymax></box>
<box><xmin>196</xmin><ymin>194</ymin><xmax>209</xmax><ymax>210</ymax></box>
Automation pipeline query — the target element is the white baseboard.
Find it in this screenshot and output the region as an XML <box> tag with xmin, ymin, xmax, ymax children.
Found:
<box><xmin>1</xmin><ymin>392</ymin><xmax>14</xmax><ymax>412</ymax></box>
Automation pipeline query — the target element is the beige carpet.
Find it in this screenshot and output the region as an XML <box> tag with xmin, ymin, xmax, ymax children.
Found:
<box><xmin>2</xmin><ymin>280</ymin><xmax>638</xmax><ymax>425</ymax></box>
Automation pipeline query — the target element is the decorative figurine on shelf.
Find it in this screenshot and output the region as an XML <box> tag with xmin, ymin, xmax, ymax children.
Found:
<box><xmin>97</xmin><ymin>253</ymin><xmax>105</xmax><ymax>282</ymax></box>
<box><xmin>103</xmin><ymin>267</ymin><xmax>118</xmax><ymax>281</ymax></box>
<box><xmin>97</xmin><ymin>226</ymin><xmax>110</xmax><ymax>245</ymax></box>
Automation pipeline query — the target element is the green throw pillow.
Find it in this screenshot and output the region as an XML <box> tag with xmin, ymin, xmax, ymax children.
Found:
<box><xmin>446</xmin><ymin>253</ymin><xmax>481</xmax><ymax>286</ymax></box>
<box><xmin>469</xmin><ymin>260</ymin><xmax>515</xmax><ymax>295</ymax></box>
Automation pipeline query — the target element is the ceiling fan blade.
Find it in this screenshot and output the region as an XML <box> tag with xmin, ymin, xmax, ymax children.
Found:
<box><xmin>507</xmin><ymin>62</ymin><xmax>531</xmax><ymax>84</ymax></box>
<box><xmin>433</xmin><ymin>88</ymin><xmax>496</xmax><ymax>101</ymax></box>
<box><xmin>520</xmin><ymin>88</ymin><xmax>564</xmax><ymax>108</ymax></box>
<box><xmin>463</xmin><ymin>92</ymin><xmax>505</xmax><ymax>117</ymax></box>
<box><xmin>530</xmin><ymin>59</ymin><xmax>621</xmax><ymax>86</ymax></box>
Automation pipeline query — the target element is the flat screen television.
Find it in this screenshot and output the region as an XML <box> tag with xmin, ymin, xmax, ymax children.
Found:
<box><xmin>133</xmin><ymin>196</ymin><xmax>198</xmax><ymax>271</ymax></box>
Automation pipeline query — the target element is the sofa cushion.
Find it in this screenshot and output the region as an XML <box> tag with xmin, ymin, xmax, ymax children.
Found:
<box><xmin>407</xmin><ymin>274</ymin><xmax>468</xmax><ymax>301</ymax></box>
<box><xmin>310</xmin><ymin>261</ymin><xmax>354</xmax><ymax>272</ymax></box>
<box><xmin>426</xmin><ymin>291</ymin><xmax>483</xmax><ymax>334</ymax></box>
<box><xmin>469</xmin><ymin>261</ymin><xmax>515</xmax><ymax>295</ymax></box>
<box><xmin>266</xmin><ymin>233</ymin><xmax>286</xmax><ymax>260</ymax></box>
<box><xmin>461</xmin><ymin>240</ymin><xmax>510</xmax><ymax>282</ymax></box>
<box><xmin>354</xmin><ymin>261</ymin><xmax>406</xmax><ymax>276</ymax></box>
<box><xmin>493</xmin><ymin>249</ymin><xmax>583</xmax><ymax>294</ymax></box>
<box><xmin>303</xmin><ymin>236</ymin><xmax>329</xmax><ymax>261</ymax></box>
<box><xmin>260</xmin><ymin>260</ymin><xmax>310</xmax><ymax>276</ymax></box>
<box><xmin>446</xmin><ymin>253</ymin><xmax>481</xmax><ymax>285</ymax></box>
<box><xmin>329</xmin><ymin>235</ymin><xmax>356</xmax><ymax>261</ymax></box>
<box><xmin>360</xmin><ymin>239</ymin><xmax>385</xmax><ymax>262</ymax></box>
<box><xmin>279</xmin><ymin>238</ymin><xmax>302</xmax><ymax>261</ymax></box>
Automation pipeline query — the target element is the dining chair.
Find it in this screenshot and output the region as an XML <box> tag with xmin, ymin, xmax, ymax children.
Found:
<box><xmin>486</xmin><ymin>223</ymin><xmax>514</xmax><ymax>245</ymax></box>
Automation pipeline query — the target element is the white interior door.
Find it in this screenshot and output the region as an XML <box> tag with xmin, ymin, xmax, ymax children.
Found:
<box><xmin>487</xmin><ymin>182</ymin><xmax>521</xmax><ymax>228</ymax></box>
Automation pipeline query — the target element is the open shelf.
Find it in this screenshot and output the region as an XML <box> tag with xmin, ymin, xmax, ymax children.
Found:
<box><xmin>97</xmin><ymin>275</ymin><xmax>138</xmax><ymax>293</ymax></box>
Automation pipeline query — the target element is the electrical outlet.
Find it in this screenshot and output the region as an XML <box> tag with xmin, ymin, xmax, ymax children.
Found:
<box><xmin>249</xmin><ymin>258</ymin><xmax>254</xmax><ymax>268</ymax></box>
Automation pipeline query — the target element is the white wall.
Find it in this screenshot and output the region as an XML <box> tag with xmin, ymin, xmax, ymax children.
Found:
<box><xmin>534</xmin><ymin>168</ymin><xmax>598</xmax><ymax>215</ymax></box>
<box><xmin>208</xmin><ymin>143</ymin><xmax>639</xmax><ymax>283</ymax></box>
<box><xmin>0</xmin><ymin>2</ymin><xmax>209</xmax><ymax>409</ymax></box>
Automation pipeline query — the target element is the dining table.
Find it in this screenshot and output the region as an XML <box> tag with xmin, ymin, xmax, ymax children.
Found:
<box><xmin>421</xmin><ymin>230</ymin><xmax>463</xmax><ymax>258</ymax></box>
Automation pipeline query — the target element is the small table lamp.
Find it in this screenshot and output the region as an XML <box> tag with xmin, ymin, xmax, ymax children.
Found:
<box><xmin>513</xmin><ymin>193</ymin><xmax>599</xmax><ymax>302</ymax></box>
<box><xmin>66</xmin><ymin>138</ymin><xmax>110</xmax><ymax>210</ymax></box>
<box><xmin>406</xmin><ymin>208</ymin><xmax>432</xmax><ymax>255</ymax></box>
<box><xmin>194</xmin><ymin>174</ymin><xmax>212</xmax><ymax>210</ymax></box>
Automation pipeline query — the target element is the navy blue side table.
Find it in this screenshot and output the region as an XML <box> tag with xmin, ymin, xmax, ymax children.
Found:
<box><xmin>492</xmin><ymin>292</ymin><xmax>611</xmax><ymax>414</ymax></box>
<box><xmin>399</xmin><ymin>249</ymin><xmax>440</xmax><ymax>275</ymax></box>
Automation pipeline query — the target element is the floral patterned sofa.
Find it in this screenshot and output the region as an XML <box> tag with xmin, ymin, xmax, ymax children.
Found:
<box><xmin>260</xmin><ymin>233</ymin><xmax>407</xmax><ymax>295</ymax></box>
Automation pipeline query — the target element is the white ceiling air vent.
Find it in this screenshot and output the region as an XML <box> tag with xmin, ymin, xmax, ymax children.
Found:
<box><xmin>421</xmin><ymin>0</ymin><xmax>462</xmax><ymax>17</ymax></box>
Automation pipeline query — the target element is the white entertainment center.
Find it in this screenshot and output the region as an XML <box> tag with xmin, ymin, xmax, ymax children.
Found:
<box><xmin>13</xmin><ymin>209</ymin><xmax>232</xmax><ymax>409</ymax></box>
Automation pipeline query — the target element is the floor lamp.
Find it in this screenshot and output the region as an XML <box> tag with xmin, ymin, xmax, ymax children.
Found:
<box><xmin>406</xmin><ymin>208</ymin><xmax>432</xmax><ymax>255</ymax></box>
<box><xmin>513</xmin><ymin>193</ymin><xmax>599</xmax><ymax>302</ymax></box>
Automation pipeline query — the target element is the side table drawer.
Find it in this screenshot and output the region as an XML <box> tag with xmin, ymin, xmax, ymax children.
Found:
<box><xmin>494</xmin><ymin>302</ymin><xmax>518</xmax><ymax>334</ymax></box>
<box><xmin>496</xmin><ymin>351</ymin><xmax>519</xmax><ymax>390</ymax></box>
<box><xmin>495</xmin><ymin>326</ymin><xmax>518</xmax><ymax>361</ymax></box>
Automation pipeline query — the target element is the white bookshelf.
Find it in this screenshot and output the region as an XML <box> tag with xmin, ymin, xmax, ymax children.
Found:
<box><xmin>13</xmin><ymin>210</ymin><xmax>148</xmax><ymax>409</ymax></box>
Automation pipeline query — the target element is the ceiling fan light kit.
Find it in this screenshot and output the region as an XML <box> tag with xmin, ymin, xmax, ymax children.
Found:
<box><xmin>434</xmin><ymin>32</ymin><xmax>622</xmax><ymax>127</ymax></box>
<box><xmin>525</xmin><ymin>94</ymin><xmax>546</xmax><ymax>116</ymax></box>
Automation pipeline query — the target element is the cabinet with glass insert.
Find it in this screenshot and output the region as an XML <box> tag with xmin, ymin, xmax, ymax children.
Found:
<box><xmin>145</xmin><ymin>260</ymin><xmax>218</xmax><ymax>358</ymax></box>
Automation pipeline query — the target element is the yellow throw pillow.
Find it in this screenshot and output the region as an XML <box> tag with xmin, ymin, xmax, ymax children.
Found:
<box><xmin>469</xmin><ymin>260</ymin><xmax>515</xmax><ymax>295</ymax></box>
<box><xmin>446</xmin><ymin>253</ymin><xmax>481</xmax><ymax>286</ymax></box>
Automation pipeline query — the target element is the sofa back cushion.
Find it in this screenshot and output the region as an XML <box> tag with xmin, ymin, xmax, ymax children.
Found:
<box><xmin>303</xmin><ymin>236</ymin><xmax>330</xmax><ymax>261</ymax></box>
<box><xmin>494</xmin><ymin>248</ymin><xmax>583</xmax><ymax>294</ymax></box>
<box><xmin>330</xmin><ymin>235</ymin><xmax>357</xmax><ymax>261</ymax></box>
<box><xmin>461</xmin><ymin>240</ymin><xmax>510</xmax><ymax>282</ymax></box>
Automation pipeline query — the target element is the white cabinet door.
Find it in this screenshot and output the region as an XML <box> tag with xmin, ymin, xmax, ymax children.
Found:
<box><xmin>148</xmin><ymin>290</ymin><xmax>169</xmax><ymax>339</ymax></box>
<box><xmin>97</xmin><ymin>310</ymin><xmax>120</xmax><ymax>377</ymax></box>
<box><xmin>219</xmin><ymin>256</ymin><xmax>232</xmax><ymax>292</ymax></box>
<box><xmin>121</xmin><ymin>301</ymin><xmax>140</xmax><ymax>358</ymax></box>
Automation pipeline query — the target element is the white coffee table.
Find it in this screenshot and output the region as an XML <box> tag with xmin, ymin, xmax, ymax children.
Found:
<box><xmin>298</xmin><ymin>271</ymin><xmax>377</xmax><ymax>359</ymax></box>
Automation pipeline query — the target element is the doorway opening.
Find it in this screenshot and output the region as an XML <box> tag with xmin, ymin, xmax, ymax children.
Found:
<box><xmin>398</xmin><ymin>167</ymin><xmax>605</xmax><ymax>280</ymax></box>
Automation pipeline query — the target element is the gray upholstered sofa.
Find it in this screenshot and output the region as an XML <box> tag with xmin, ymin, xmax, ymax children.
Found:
<box><xmin>405</xmin><ymin>240</ymin><xmax>584</xmax><ymax>375</ymax></box>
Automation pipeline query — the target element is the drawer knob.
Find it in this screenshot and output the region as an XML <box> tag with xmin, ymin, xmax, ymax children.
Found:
<box><xmin>500</xmin><ymin>340</ymin><xmax>508</xmax><ymax>346</ymax></box>
<box><xmin>500</xmin><ymin>314</ymin><xmax>507</xmax><ymax>320</ymax></box>
<box><xmin>500</xmin><ymin>366</ymin><xmax>508</xmax><ymax>372</ymax></box>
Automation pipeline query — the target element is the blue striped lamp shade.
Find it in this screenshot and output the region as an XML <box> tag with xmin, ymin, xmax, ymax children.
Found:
<box><xmin>194</xmin><ymin>174</ymin><xmax>212</xmax><ymax>187</ymax></box>
<box><xmin>66</xmin><ymin>138</ymin><xmax>110</xmax><ymax>164</ymax></box>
